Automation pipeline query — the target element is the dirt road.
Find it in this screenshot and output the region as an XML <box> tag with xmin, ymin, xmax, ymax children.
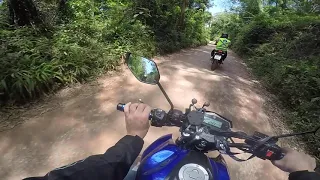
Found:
<box><xmin>0</xmin><ymin>45</ymin><xmax>288</xmax><ymax>180</ymax></box>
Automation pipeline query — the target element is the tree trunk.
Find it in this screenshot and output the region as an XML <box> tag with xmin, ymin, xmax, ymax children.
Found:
<box><xmin>58</xmin><ymin>0</ymin><xmax>67</xmax><ymax>11</ymax></box>
<box><xmin>179</xmin><ymin>0</ymin><xmax>188</xmax><ymax>28</ymax></box>
<box><xmin>8</xmin><ymin>0</ymin><xmax>40</xmax><ymax>26</ymax></box>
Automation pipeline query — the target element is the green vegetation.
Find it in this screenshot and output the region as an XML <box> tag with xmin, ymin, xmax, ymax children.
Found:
<box><xmin>1</xmin><ymin>0</ymin><xmax>319</xmax><ymax>160</ymax></box>
<box><xmin>0</xmin><ymin>0</ymin><xmax>212</xmax><ymax>103</ymax></box>
<box><xmin>211</xmin><ymin>0</ymin><xmax>320</xmax><ymax>158</ymax></box>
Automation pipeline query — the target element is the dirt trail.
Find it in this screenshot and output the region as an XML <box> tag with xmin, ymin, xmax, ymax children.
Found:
<box><xmin>0</xmin><ymin>45</ymin><xmax>288</xmax><ymax>180</ymax></box>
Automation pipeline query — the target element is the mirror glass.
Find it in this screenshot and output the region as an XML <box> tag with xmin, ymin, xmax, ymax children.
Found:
<box><xmin>126</xmin><ymin>54</ymin><xmax>160</xmax><ymax>85</ymax></box>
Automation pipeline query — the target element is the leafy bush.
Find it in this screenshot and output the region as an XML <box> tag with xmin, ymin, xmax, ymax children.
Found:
<box><xmin>232</xmin><ymin>14</ymin><xmax>277</xmax><ymax>55</ymax></box>
<box><xmin>132</xmin><ymin>0</ymin><xmax>211</xmax><ymax>54</ymax></box>
<box><xmin>233</xmin><ymin>14</ymin><xmax>320</xmax><ymax>158</ymax></box>
<box><xmin>0</xmin><ymin>0</ymin><xmax>211</xmax><ymax>103</ymax></box>
<box><xmin>0</xmin><ymin>0</ymin><xmax>155</xmax><ymax>102</ymax></box>
<box><xmin>210</xmin><ymin>13</ymin><xmax>243</xmax><ymax>41</ymax></box>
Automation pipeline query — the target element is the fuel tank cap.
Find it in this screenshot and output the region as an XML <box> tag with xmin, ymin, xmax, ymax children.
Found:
<box><xmin>178</xmin><ymin>163</ymin><xmax>209</xmax><ymax>180</ymax></box>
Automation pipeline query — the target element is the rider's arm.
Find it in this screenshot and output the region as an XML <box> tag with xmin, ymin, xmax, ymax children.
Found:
<box><xmin>24</xmin><ymin>103</ymin><xmax>151</xmax><ymax>180</ymax></box>
<box><xmin>24</xmin><ymin>135</ymin><xmax>143</xmax><ymax>180</ymax></box>
<box><xmin>272</xmin><ymin>148</ymin><xmax>320</xmax><ymax>180</ymax></box>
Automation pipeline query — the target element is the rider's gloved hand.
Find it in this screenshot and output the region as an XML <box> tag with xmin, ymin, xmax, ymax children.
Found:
<box><xmin>124</xmin><ymin>102</ymin><xmax>151</xmax><ymax>139</ymax></box>
<box><xmin>272</xmin><ymin>148</ymin><xmax>316</xmax><ymax>173</ymax></box>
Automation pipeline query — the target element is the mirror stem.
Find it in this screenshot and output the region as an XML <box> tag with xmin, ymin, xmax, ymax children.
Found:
<box><xmin>157</xmin><ymin>82</ymin><xmax>174</xmax><ymax>110</ymax></box>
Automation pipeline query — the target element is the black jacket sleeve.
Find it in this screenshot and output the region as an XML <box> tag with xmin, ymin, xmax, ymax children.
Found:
<box><xmin>289</xmin><ymin>171</ymin><xmax>320</xmax><ymax>180</ymax></box>
<box><xmin>24</xmin><ymin>135</ymin><xmax>144</xmax><ymax>180</ymax></box>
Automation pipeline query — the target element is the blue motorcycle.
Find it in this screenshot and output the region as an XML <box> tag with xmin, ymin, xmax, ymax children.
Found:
<box><xmin>117</xmin><ymin>53</ymin><xmax>319</xmax><ymax>180</ymax></box>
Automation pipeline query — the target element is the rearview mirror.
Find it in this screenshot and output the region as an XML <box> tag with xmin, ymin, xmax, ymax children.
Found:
<box><xmin>126</xmin><ymin>53</ymin><xmax>160</xmax><ymax>85</ymax></box>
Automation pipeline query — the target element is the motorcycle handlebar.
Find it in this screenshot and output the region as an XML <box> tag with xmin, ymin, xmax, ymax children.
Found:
<box><xmin>116</xmin><ymin>103</ymin><xmax>284</xmax><ymax>161</ymax></box>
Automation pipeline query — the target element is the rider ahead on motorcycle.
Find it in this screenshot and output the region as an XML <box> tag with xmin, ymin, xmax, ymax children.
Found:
<box><xmin>25</xmin><ymin>103</ymin><xmax>320</xmax><ymax>180</ymax></box>
<box><xmin>211</xmin><ymin>33</ymin><xmax>231</xmax><ymax>61</ymax></box>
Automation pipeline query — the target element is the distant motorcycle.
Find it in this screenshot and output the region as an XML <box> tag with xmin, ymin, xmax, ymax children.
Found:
<box><xmin>211</xmin><ymin>50</ymin><xmax>225</xmax><ymax>71</ymax></box>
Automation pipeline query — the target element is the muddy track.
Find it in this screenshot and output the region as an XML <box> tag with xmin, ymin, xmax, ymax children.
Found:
<box><xmin>0</xmin><ymin>45</ymin><xmax>289</xmax><ymax>180</ymax></box>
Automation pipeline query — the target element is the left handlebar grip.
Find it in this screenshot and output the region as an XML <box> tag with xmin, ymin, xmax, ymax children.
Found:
<box><xmin>117</xmin><ymin>103</ymin><xmax>125</xmax><ymax>112</ymax></box>
<box><xmin>116</xmin><ymin>103</ymin><xmax>153</xmax><ymax>120</ymax></box>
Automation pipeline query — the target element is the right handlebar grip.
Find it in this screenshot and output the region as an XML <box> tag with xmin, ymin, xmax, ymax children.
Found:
<box><xmin>117</xmin><ymin>103</ymin><xmax>125</xmax><ymax>112</ymax></box>
<box><xmin>271</xmin><ymin>152</ymin><xmax>285</xmax><ymax>161</ymax></box>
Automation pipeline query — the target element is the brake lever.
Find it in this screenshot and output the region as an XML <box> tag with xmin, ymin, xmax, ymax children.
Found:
<box><xmin>255</xmin><ymin>136</ymin><xmax>277</xmax><ymax>149</ymax></box>
<box><xmin>223</xmin><ymin>142</ymin><xmax>256</xmax><ymax>162</ymax></box>
<box><xmin>216</xmin><ymin>131</ymin><xmax>251</xmax><ymax>140</ymax></box>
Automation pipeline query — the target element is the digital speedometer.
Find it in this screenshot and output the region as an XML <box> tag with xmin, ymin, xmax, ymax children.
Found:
<box><xmin>202</xmin><ymin>112</ymin><xmax>232</xmax><ymax>131</ymax></box>
<box><xmin>203</xmin><ymin>116</ymin><xmax>223</xmax><ymax>128</ymax></box>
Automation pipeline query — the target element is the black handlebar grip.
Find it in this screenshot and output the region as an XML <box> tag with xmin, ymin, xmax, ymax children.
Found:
<box><xmin>117</xmin><ymin>103</ymin><xmax>125</xmax><ymax>112</ymax></box>
<box><xmin>279</xmin><ymin>153</ymin><xmax>285</xmax><ymax>160</ymax></box>
<box><xmin>116</xmin><ymin>103</ymin><xmax>153</xmax><ymax>120</ymax></box>
<box><xmin>271</xmin><ymin>144</ymin><xmax>286</xmax><ymax>161</ymax></box>
<box><xmin>273</xmin><ymin>152</ymin><xmax>285</xmax><ymax>161</ymax></box>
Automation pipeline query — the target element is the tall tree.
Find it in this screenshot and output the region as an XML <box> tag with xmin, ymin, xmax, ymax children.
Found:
<box><xmin>179</xmin><ymin>0</ymin><xmax>188</xmax><ymax>28</ymax></box>
<box><xmin>8</xmin><ymin>0</ymin><xmax>40</xmax><ymax>26</ymax></box>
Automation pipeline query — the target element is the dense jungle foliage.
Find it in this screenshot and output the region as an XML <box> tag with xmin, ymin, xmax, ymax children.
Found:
<box><xmin>210</xmin><ymin>0</ymin><xmax>320</xmax><ymax>159</ymax></box>
<box><xmin>1</xmin><ymin>0</ymin><xmax>319</xmax><ymax>161</ymax></box>
<box><xmin>0</xmin><ymin>0</ymin><xmax>211</xmax><ymax>103</ymax></box>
